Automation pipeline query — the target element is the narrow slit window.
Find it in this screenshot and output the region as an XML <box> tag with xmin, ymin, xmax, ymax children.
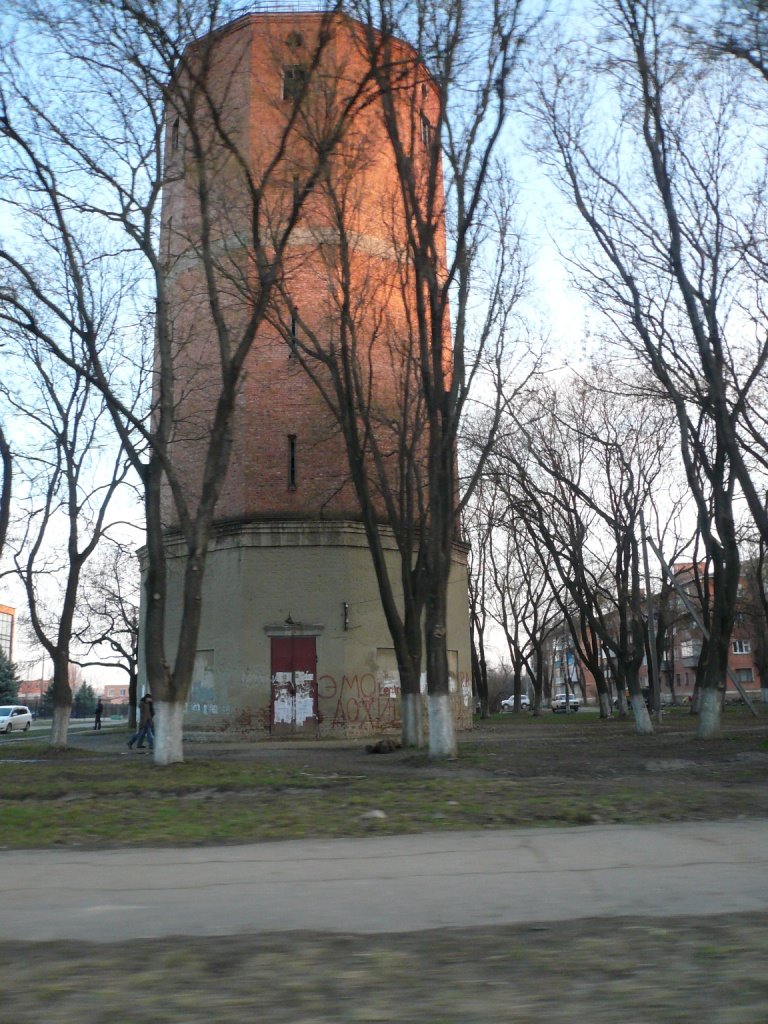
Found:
<box><xmin>420</xmin><ymin>113</ymin><xmax>433</xmax><ymax>148</ymax></box>
<box><xmin>288</xmin><ymin>434</ymin><xmax>297</xmax><ymax>489</ymax></box>
<box><xmin>283</xmin><ymin>65</ymin><xmax>308</xmax><ymax>102</ymax></box>
<box><xmin>289</xmin><ymin>312</ymin><xmax>298</xmax><ymax>356</ymax></box>
<box><xmin>171</xmin><ymin>116</ymin><xmax>180</xmax><ymax>151</ymax></box>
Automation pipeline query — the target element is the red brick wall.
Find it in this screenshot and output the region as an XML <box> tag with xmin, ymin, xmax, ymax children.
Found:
<box><xmin>159</xmin><ymin>12</ymin><xmax>443</xmax><ymax>528</ymax></box>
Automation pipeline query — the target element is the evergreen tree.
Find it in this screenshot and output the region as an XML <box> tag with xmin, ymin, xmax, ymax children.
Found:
<box><xmin>0</xmin><ymin>650</ymin><xmax>21</xmax><ymax>703</ymax></box>
<box><xmin>39</xmin><ymin>681</ymin><xmax>55</xmax><ymax>718</ymax></box>
<box><xmin>72</xmin><ymin>683</ymin><xmax>97</xmax><ymax>718</ymax></box>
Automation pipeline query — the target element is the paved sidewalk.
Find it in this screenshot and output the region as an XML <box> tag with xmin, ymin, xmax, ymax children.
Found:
<box><xmin>1</xmin><ymin>819</ymin><xmax>767</xmax><ymax>943</ymax></box>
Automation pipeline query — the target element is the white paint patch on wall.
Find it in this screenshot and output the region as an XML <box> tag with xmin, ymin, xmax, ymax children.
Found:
<box><xmin>272</xmin><ymin>671</ymin><xmax>293</xmax><ymax>724</ymax></box>
<box><xmin>448</xmin><ymin>650</ymin><xmax>458</xmax><ymax>693</ymax></box>
<box><xmin>294</xmin><ymin>671</ymin><xmax>315</xmax><ymax>725</ymax></box>
<box><xmin>461</xmin><ymin>676</ymin><xmax>472</xmax><ymax>707</ymax></box>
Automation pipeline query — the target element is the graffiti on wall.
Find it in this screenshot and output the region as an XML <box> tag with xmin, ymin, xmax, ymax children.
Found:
<box><xmin>318</xmin><ymin>672</ymin><xmax>401</xmax><ymax>730</ymax></box>
<box><xmin>187</xmin><ymin>701</ymin><xmax>232</xmax><ymax>715</ymax></box>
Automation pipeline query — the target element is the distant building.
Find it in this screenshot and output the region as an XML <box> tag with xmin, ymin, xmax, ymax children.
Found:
<box><xmin>17</xmin><ymin>679</ymin><xmax>47</xmax><ymax>707</ymax></box>
<box><xmin>548</xmin><ymin>562</ymin><xmax>764</xmax><ymax>705</ymax></box>
<box><xmin>102</xmin><ymin>683</ymin><xmax>130</xmax><ymax>705</ymax></box>
<box><xmin>654</xmin><ymin>563</ymin><xmax>764</xmax><ymax>701</ymax></box>
<box><xmin>0</xmin><ymin>605</ymin><xmax>14</xmax><ymax>660</ymax></box>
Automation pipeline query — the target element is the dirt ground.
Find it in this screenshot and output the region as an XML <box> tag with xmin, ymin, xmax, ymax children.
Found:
<box><xmin>2</xmin><ymin>913</ymin><xmax>768</xmax><ymax>1024</ymax></box>
<box><xmin>233</xmin><ymin>706</ymin><xmax>768</xmax><ymax>789</ymax></box>
<box><xmin>2</xmin><ymin>710</ymin><xmax>767</xmax><ymax>1024</ymax></box>
<box><xmin>196</xmin><ymin>709</ymin><xmax>768</xmax><ymax>828</ymax></box>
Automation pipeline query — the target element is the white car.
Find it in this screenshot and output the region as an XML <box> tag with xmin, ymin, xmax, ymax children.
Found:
<box><xmin>500</xmin><ymin>694</ymin><xmax>531</xmax><ymax>711</ymax></box>
<box><xmin>0</xmin><ymin>705</ymin><xmax>33</xmax><ymax>733</ymax></box>
<box><xmin>551</xmin><ymin>692</ymin><xmax>580</xmax><ymax>713</ymax></box>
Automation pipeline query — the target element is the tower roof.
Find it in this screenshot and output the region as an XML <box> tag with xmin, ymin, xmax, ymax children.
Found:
<box><xmin>233</xmin><ymin>1</ymin><xmax>339</xmax><ymax>15</ymax></box>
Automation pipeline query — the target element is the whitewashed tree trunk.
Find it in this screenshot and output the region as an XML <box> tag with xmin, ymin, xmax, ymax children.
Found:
<box><xmin>428</xmin><ymin>693</ymin><xmax>457</xmax><ymax>758</ymax></box>
<box><xmin>697</xmin><ymin>687</ymin><xmax>722</xmax><ymax>738</ymax></box>
<box><xmin>401</xmin><ymin>693</ymin><xmax>424</xmax><ymax>748</ymax></box>
<box><xmin>599</xmin><ymin>692</ymin><xmax>612</xmax><ymax>718</ymax></box>
<box><xmin>153</xmin><ymin>701</ymin><xmax>185</xmax><ymax>765</ymax></box>
<box><xmin>49</xmin><ymin>706</ymin><xmax>71</xmax><ymax>748</ymax></box>
<box><xmin>631</xmin><ymin>695</ymin><xmax>654</xmax><ymax>735</ymax></box>
<box><xmin>761</xmin><ymin>687</ymin><xmax>768</xmax><ymax>707</ymax></box>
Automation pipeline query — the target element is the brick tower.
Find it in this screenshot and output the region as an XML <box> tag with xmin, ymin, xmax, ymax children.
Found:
<box><xmin>152</xmin><ymin>5</ymin><xmax>472</xmax><ymax>737</ymax></box>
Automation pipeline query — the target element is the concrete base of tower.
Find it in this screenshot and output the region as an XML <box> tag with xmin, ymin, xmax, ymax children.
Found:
<box><xmin>138</xmin><ymin>519</ymin><xmax>474</xmax><ymax>740</ymax></box>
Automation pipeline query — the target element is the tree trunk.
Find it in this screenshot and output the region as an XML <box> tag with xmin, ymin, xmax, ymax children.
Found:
<box><xmin>0</xmin><ymin>426</ymin><xmax>10</xmax><ymax>561</ymax></box>
<box><xmin>50</xmin><ymin>704</ymin><xmax>71</xmax><ymax>749</ymax></box>
<box><xmin>471</xmin><ymin>634</ymin><xmax>489</xmax><ymax>718</ymax></box>
<box><xmin>598</xmin><ymin>691</ymin><xmax>612</xmax><ymax>718</ymax></box>
<box><xmin>697</xmin><ymin>686</ymin><xmax>722</xmax><ymax>738</ymax></box>
<box><xmin>128</xmin><ymin>675</ymin><xmax>138</xmax><ymax>731</ymax></box>
<box><xmin>531</xmin><ymin>645</ymin><xmax>544</xmax><ymax>716</ymax></box>
<box><xmin>425</xmin><ymin>577</ymin><xmax>457</xmax><ymax>758</ymax></box>
<box><xmin>427</xmin><ymin>692</ymin><xmax>457</xmax><ymax>759</ymax></box>
<box><xmin>49</xmin><ymin>655</ymin><xmax>73</xmax><ymax>749</ymax></box>
<box><xmin>401</xmin><ymin>691</ymin><xmax>424</xmax><ymax>748</ymax></box>
<box><xmin>512</xmin><ymin>657</ymin><xmax>523</xmax><ymax>711</ymax></box>
<box><xmin>695</xmin><ymin>531</ymin><xmax>738</xmax><ymax>737</ymax></box>
<box><xmin>630</xmin><ymin>694</ymin><xmax>653</xmax><ymax>735</ymax></box>
<box><xmin>613</xmin><ymin>660</ymin><xmax>630</xmax><ymax>717</ymax></box>
<box><xmin>153</xmin><ymin>700</ymin><xmax>185</xmax><ymax>766</ymax></box>
<box><xmin>690</xmin><ymin>683</ymin><xmax>701</xmax><ymax>715</ymax></box>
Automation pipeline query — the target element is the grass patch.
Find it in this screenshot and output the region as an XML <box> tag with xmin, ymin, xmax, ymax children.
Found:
<box><xmin>0</xmin><ymin>710</ymin><xmax>766</xmax><ymax>849</ymax></box>
<box><xmin>0</xmin><ymin>762</ymin><xmax>763</xmax><ymax>851</ymax></box>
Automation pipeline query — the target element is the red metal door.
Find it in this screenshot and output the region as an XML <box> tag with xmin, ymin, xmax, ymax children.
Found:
<box><xmin>270</xmin><ymin>636</ymin><xmax>318</xmax><ymax>734</ymax></box>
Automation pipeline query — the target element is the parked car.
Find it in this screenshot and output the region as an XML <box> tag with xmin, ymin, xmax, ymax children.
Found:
<box><xmin>551</xmin><ymin>692</ymin><xmax>580</xmax><ymax>713</ymax></box>
<box><xmin>500</xmin><ymin>694</ymin><xmax>531</xmax><ymax>711</ymax></box>
<box><xmin>0</xmin><ymin>705</ymin><xmax>33</xmax><ymax>734</ymax></box>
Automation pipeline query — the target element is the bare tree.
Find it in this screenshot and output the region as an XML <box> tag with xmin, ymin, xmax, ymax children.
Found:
<box><xmin>484</xmin><ymin>489</ymin><xmax>560</xmax><ymax>714</ymax></box>
<box><xmin>710</xmin><ymin>0</ymin><xmax>768</xmax><ymax>85</ymax></box>
<box><xmin>1</xmin><ymin>328</ymin><xmax>132</xmax><ymax>748</ymax></box>
<box><xmin>490</xmin><ymin>389</ymin><xmax>619</xmax><ymax>717</ymax></box>
<box><xmin>487</xmin><ymin>370</ymin><xmax>681</xmax><ymax>728</ymax></box>
<box><xmin>463</xmin><ymin>420</ymin><xmax>565</xmax><ymax>717</ymax></box>
<box><xmin>532</xmin><ymin>0</ymin><xmax>768</xmax><ymax>734</ymax></box>
<box><xmin>273</xmin><ymin>0</ymin><xmax>536</xmax><ymax>755</ymax></box>
<box><xmin>463</xmin><ymin>478</ymin><xmax>496</xmax><ymax>718</ymax></box>
<box><xmin>73</xmin><ymin>539</ymin><xmax>140</xmax><ymax>730</ymax></box>
<box><xmin>0</xmin><ymin>2</ymin><xmax>378</xmax><ymax>763</ymax></box>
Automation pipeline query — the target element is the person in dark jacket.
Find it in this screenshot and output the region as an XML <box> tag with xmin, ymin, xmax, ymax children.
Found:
<box><xmin>93</xmin><ymin>698</ymin><xmax>104</xmax><ymax>730</ymax></box>
<box><xmin>127</xmin><ymin>694</ymin><xmax>154</xmax><ymax>751</ymax></box>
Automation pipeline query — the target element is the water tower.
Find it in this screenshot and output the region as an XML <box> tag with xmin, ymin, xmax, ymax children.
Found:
<box><xmin>151</xmin><ymin>5</ymin><xmax>473</xmax><ymax>737</ymax></box>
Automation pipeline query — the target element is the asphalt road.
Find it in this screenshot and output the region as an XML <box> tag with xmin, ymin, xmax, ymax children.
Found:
<box><xmin>1</xmin><ymin>819</ymin><xmax>766</xmax><ymax>943</ymax></box>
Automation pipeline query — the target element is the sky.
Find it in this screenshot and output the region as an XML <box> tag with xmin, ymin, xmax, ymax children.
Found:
<box><xmin>2</xmin><ymin>0</ymin><xmax>749</xmax><ymax>683</ymax></box>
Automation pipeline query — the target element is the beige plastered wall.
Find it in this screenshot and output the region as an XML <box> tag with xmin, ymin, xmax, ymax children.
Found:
<box><xmin>139</xmin><ymin>520</ymin><xmax>473</xmax><ymax>738</ymax></box>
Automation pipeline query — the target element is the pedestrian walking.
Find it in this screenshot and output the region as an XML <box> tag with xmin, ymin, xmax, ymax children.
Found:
<box><xmin>93</xmin><ymin>698</ymin><xmax>103</xmax><ymax>730</ymax></box>
<box><xmin>127</xmin><ymin>694</ymin><xmax>154</xmax><ymax>751</ymax></box>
